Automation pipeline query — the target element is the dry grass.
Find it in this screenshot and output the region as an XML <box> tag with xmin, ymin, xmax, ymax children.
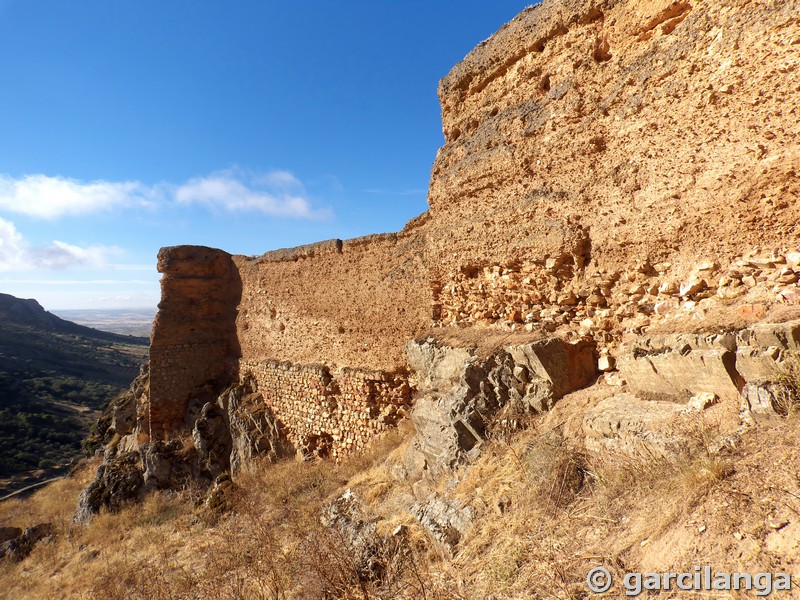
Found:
<box><xmin>4</xmin><ymin>398</ymin><xmax>800</xmax><ymax>599</ymax></box>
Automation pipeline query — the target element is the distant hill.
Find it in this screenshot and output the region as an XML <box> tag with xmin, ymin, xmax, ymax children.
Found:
<box><xmin>0</xmin><ymin>293</ymin><xmax>148</xmax><ymax>484</ymax></box>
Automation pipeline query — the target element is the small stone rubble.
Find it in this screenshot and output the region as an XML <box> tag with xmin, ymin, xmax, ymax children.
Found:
<box><xmin>436</xmin><ymin>248</ymin><xmax>800</xmax><ymax>370</ymax></box>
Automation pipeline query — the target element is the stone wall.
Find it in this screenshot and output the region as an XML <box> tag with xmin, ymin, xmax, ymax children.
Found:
<box><xmin>149</xmin><ymin>233</ymin><xmax>429</xmax><ymax>454</ymax></box>
<box><xmin>239</xmin><ymin>359</ymin><xmax>411</xmax><ymax>459</ymax></box>
<box><xmin>149</xmin><ymin>246</ymin><xmax>242</xmax><ymax>438</ymax></box>
<box><xmin>232</xmin><ymin>230</ymin><xmax>431</xmax><ymax>371</ymax></box>
<box><xmin>428</xmin><ymin>0</ymin><xmax>800</xmax><ymax>323</ymax></box>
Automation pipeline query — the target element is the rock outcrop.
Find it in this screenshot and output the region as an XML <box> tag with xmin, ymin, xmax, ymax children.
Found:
<box><xmin>403</xmin><ymin>335</ymin><xmax>595</xmax><ymax>487</ymax></box>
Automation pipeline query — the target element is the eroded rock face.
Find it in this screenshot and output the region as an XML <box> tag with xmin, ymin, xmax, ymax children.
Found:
<box><xmin>617</xmin><ymin>332</ymin><xmax>741</xmax><ymax>402</ymax></box>
<box><xmin>83</xmin><ymin>364</ymin><xmax>150</xmax><ymax>457</ymax></box>
<box><xmin>219</xmin><ymin>380</ymin><xmax>294</xmax><ymax>472</ymax></box>
<box><xmin>404</xmin><ymin>336</ymin><xmax>595</xmax><ymax>486</ymax></box>
<box><xmin>141</xmin><ymin>440</ymin><xmax>201</xmax><ymax>490</ymax></box>
<box><xmin>617</xmin><ymin>320</ymin><xmax>800</xmax><ymax>414</ymax></box>
<box><xmin>583</xmin><ymin>393</ymin><xmax>691</xmax><ymax>458</ymax></box>
<box><xmin>0</xmin><ymin>523</ymin><xmax>54</xmax><ymax>563</ymax></box>
<box><xmin>140</xmin><ymin>0</ymin><xmax>800</xmax><ymax>476</ymax></box>
<box><xmin>193</xmin><ymin>402</ymin><xmax>233</xmax><ymax>479</ymax></box>
<box><xmin>74</xmin><ymin>452</ymin><xmax>144</xmax><ymax>525</ymax></box>
<box><xmin>149</xmin><ymin>245</ymin><xmax>242</xmax><ymax>438</ymax></box>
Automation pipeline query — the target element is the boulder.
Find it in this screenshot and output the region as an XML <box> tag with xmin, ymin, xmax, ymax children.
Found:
<box><xmin>218</xmin><ymin>381</ymin><xmax>294</xmax><ymax>472</ymax></box>
<box><xmin>142</xmin><ymin>439</ymin><xmax>202</xmax><ymax>490</ymax></box>
<box><xmin>411</xmin><ymin>494</ymin><xmax>473</xmax><ymax>555</ymax></box>
<box><xmin>321</xmin><ymin>489</ymin><xmax>384</xmax><ymax>580</ymax></box>
<box><xmin>73</xmin><ymin>452</ymin><xmax>144</xmax><ymax>525</ymax></box>
<box><xmin>404</xmin><ymin>336</ymin><xmax>595</xmax><ymax>486</ymax></box>
<box><xmin>193</xmin><ymin>402</ymin><xmax>233</xmax><ymax>478</ymax></box>
<box><xmin>0</xmin><ymin>523</ymin><xmax>54</xmax><ymax>562</ymax></box>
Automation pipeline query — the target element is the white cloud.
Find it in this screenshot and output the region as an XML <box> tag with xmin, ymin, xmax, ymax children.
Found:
<box><xmin>0</xmin><ymin>170</ymin><xmax>329</xmax><ymax>220</ymax></box>
<box><xmin>0</xmin><ymin>216</ymin><xmax>119</xmax><ymax>271</ymax></box>
<box><xmin>175</xmin><ymin>169</ymin><xmax>330</xmax><ymax>218</ymax></box>
<box><xmin>0</xmin><ymin>174</ymin><xmax>159</xmax><ymax>219</ymax></box>
<box><xmin>28</xmin><ymin>240</ymin><xmax>120</xmax><ymax>270</ymax></box>
<box><xmin>0</xmin><ymin>216</ymin><xmax>25</xmax><ymax>268</ymax></box>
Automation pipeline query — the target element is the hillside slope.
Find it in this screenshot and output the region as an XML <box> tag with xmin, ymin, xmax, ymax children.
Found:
<box><xmin>0</xmin><ymin>294</ymin><xmax>148</xmax><ymax>483</ymax></box>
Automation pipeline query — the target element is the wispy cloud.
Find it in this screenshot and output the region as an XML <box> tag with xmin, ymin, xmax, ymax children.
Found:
<box><xmin>0</xmin><ymin>217</ymin><xmax>120</xmax><ymax>271</ymax></box>
<box><xmin>175</xmin><ymin>169</ymin><xmax>331</xmax><ymax>219</ymax></box>
<box><xmin>0</xmin><ymin>169</ymin><xmax>330</xmax><ymax>220</ymax></box>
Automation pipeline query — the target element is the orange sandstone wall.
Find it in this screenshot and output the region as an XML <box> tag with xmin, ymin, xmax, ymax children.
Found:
<box><xmin>149</xmin><ymin>246</ymin><xmax>242</xmax><ymax>437</ymax></box>
<box><xmin>148</xmin><ymin>231</ymin><xmax>430</xmax><ymax>451</ymax></box>
<box><xmin>424</xmin><ymin>0</ymin><xmax>800</xmax><ymax>335</ymax></box>
<box><xmin>232</xmin><ymin>230</ymin><xmax>431</xmax><ymax>371</ymax></box>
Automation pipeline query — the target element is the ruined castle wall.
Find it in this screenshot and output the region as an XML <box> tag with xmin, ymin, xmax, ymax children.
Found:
<box><xmin>239</xmin><ymin>359</ymin><xmax>410</xmax><ymax>459</ymax></box>
<box><xmin>231</xmin><ymin>230</ymin><xmax>432</xmax><ymax>371</ymax></box>
<box><xmin>225</xmin><ymin>231</ymin><xmax>430</xmax><ymax>456</ymax></box>
<box><xmin>147</xmin><ymin>0</ymin><xmax>800</xmax><ymax>455</ymax></box>
<box><xmin>149</xmin><ymin>246</ymin><xmax>242</xmax><ymax>438</ymax></box>
<box><xmin>427</xmin><ymin>0</ymin><xmax>800</xmax><ymax>330</ymax></box>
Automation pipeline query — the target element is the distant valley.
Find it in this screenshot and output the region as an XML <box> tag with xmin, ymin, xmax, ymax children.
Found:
<box><xmin>52</xmin><ymin>308</ymin><xmax>155</xmax><ymax>338</ymax></box>
<box><xmin>0</xmin><ymin>294</ymin><xmax>148</xmax><ymax>495</ymax></box>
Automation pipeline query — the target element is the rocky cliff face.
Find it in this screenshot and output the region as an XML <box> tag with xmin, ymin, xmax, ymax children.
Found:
<box><xmin>80</xmin><ymin>0</ymin><xmax>800</xmax><ymax>534</ymax></box>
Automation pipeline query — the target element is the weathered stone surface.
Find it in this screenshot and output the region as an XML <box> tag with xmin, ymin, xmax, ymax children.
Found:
<box><xmin>583</xmin><ymin>393</ymin><xmax>688</xmax><ymax>458</ymax></box>
<box><xmin>74</xmin><ymin>452</ymin><xmax>144</xmax><ymax>525</ymax></box>
<box><xmin>136</xmin><ymin>0</ymin><xmax>800</xmax><ymax>488</ymax></box>
<box><xmin>83</xmin><ymin>364</ymin><xmax>150</xmax><ymax>457</ymax></box>
<box><xmin>404</xmin><ymin>336</ymin><xmax>595</xmax><ymax>485</ymax></box>
<box><xmin>616</xmin><ymin>321</ymin><xmax>800</xmax><ymax>416</ymax></box>
<box><xmin>193</xmin><ymin>402</ymin><xmax>233</xmax><ymax>479</ymax></box>
<box><xmin>617</xmin><ymin>333</ymin><xmax>741</xmax><ymax>402</ymax></box>
<box><xmin>0</xmin><ymin>523</ymin><xmax>54</xmax><ymax>563</ymax></box>
<box><xmin>149</xmin><ymin>245</ymin><xmax>242</xmax><ymax>437</ymax></box>
<box><xmin>735</xmin><ymin>320</ymin><xmax>800</xmax><ymax>384</ymax></box>
<box><xmin>321</xmin><ymin>489</ymin><xmax>383</xmax><ymax>577</ymax></box>
<box><xmin>411</xmin><ymin>494</ymin><xmax>474</xmax><ymax>554</ymax></box>
<box><xmin>142</xmin><ymin>440</ymin><xmax>200</xmax><ymax>490</ymax></box>
<box><xmin>218</xmin><ymin>380</ymin><xmax>294</xmax><ymax>472</ymax></box>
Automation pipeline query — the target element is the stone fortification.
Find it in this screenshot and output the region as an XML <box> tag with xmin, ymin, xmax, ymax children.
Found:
<box><xmin>148</xmin><ymin>232</ymin><xmax>429</xmax><ymax>456</ymax></box>
<box><xmin>144</xmin><ymin>0</ymin><xmax>800</xmax><ymax>461</ymax></box>
<box><xmin>149</xmin><ymin>246</ymin><xmax>241</xmax><ymax>438</ymax></box>
<box><xmin>232</xmin><ymin>230</ymin><xmax>430</xmax><ymax>370</ymax></box>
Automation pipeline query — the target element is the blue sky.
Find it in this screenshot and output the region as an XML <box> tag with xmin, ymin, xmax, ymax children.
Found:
<box><xmin>0</xmin><ymin>1</ymin><xmax>529</xmax><ymax>310</ymax></box>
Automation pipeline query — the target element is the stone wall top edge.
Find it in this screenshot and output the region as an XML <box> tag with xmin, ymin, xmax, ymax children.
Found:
<box><xmin>231</xmin><ymin>229</ymin><xmax>418</xmax><ymax>265</ymax></box>
<box><xmin>157</xmin><ymin>245</ymin><xmax>231</xmax><ymax>259</ymax></box>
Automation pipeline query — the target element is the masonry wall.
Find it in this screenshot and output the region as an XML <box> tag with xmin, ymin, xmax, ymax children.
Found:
<box><xmin>149</xmin><ymin>246</ymin><xmax>242</xmax><ymax>438</ymax></box>
<box><xmin>240</xmin><ymin>359</ymin><xmax>411</xmax><ymax>459</ymax></box>
<box><xmin>232</xmin><ymin>230</ymin><xmax>432</xmax><ymax>371</ymax></box>
<box><xmin>148</xmin><ymin>232</ymin><xmax>431</xmax><ymax>453</ymax></box>
<box><xmin>427</xmin><ymin>0</ymin><xmax>800</xmax><ymax>322</ymax></box>
<box><xmin>147</xmin><ymin>0</ymin><xmax>800</xmax><ymax>456</ymax></box>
